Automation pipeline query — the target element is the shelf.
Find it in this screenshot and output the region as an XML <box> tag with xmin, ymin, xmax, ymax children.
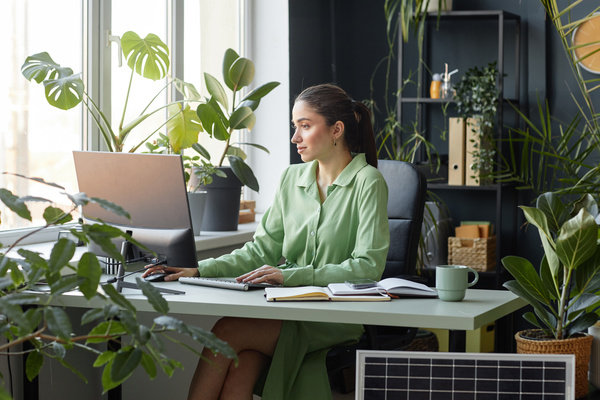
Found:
<box><xmin>428</xmin><ymin>183</ymin><xmax>516</xmax><ymax>191</ymax></box>
<box><xmin>426</xmin><ymin>10</ymin><xmax>520</xmax><ymax>21</ymax></box>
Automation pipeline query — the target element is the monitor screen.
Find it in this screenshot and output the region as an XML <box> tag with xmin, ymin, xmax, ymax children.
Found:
<box><xmin>73</xmin><ymin>151</ymin><xmax>198</xmax><ymax>268</ymax></box>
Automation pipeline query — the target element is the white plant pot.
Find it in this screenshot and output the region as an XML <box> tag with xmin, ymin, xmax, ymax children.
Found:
<box><xmin>424</xmin><ymin>0</ymin><xmax>452</xmax><ymax>12</ymax></box>
<box><xmin>589</xmin><ymin>322</ymin><xmax>600</xmax><ymax>390</ymax></box>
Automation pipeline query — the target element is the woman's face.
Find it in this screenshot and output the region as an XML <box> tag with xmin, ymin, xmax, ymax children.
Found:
<box><xmin>291</xmin><ymin>100</ymin><xmax>339</xmax><ymax>163</ymax></box>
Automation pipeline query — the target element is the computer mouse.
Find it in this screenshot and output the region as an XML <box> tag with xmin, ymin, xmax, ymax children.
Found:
<box><xmin>144</xmin><ymin>272</ymin><xmax>168</xmax><ymax>282</ymax></box>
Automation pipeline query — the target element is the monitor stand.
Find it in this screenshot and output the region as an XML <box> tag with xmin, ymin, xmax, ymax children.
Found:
<box><xmin>114</xmin><ymin>240</ymin><xmax>185</xmax><ymax>295</ymax></box>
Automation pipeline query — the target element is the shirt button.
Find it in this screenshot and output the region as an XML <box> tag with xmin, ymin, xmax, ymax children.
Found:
<box><xmin>310</xmin><ymin>231</ymin><xmax>315</xmax><ymax>236</ymax></box>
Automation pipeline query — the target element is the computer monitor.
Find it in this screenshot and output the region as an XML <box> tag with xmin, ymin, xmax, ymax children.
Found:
<box><xmin>73</xmin><ymin>151</ymin><xmax>198</xmax><ymax>268</ymax></box>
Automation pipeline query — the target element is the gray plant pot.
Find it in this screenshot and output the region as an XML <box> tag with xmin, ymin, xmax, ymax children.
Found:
<box><xmin>196</xmin><ymin>167</ymin><xmax>242</xmax><ymax>231</ymax></box>
<box><xmin>187</xmin><ymin>191</ymin><xmax>208</xmax><ymax>236</ymax></box>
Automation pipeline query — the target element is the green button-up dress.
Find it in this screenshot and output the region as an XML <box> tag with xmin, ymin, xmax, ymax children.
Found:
<box><xmin>197</xmin><ymin>153</ymin><xmax>390</xmax><ymax>399</ymax></box>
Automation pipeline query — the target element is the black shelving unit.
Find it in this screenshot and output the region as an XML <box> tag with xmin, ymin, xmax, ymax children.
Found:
<box><xmin>398</xmin><ymin>10</ymin><xmax>522</xmax><ymax>290</ymax></box>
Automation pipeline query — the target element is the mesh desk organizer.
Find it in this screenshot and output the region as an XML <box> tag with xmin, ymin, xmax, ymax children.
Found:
<box><xmin>356</xmin><ymin>350</ymin><xmax>575</xmax><ymax>399</ymax></box>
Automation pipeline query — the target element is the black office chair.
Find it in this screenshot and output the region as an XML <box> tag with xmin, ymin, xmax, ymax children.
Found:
<box><xmin>327</xmin><ymin>159</ymin><xmax>427</xmax><ymax>393</ymax></box>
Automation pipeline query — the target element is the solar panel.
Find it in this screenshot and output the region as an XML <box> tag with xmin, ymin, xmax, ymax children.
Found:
<box><xmin>356</xmin><ymin>350</ymin><xmax>575</xmax><ymax>400</ymax></box>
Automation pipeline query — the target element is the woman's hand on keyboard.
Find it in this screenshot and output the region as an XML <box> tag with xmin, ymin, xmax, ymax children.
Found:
<box><xmin>141</xmin><ymin>265</ymin><xmax>199</xmax><ymax>282</ymax></box>
<box><xmin>237</xmin><ymin>265</ymin><xmax>283</xmax><ymax>286</ymax></box>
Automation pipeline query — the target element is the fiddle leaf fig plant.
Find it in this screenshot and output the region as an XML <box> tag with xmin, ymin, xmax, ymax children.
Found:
<box><xmin>22</xmin><ymin>31</ymin><xmax>201</xmax><ymax>153</ymax></box>
<box><xmin>502</xmin><ymin>192</ymin><xmax>600</xmax><ymax>340</ymax></box>
<box><xmin>195</xmin><ymin>48</ymin><xmax>280</xmax><ymax>192</ymax></box>
<box><xmin>0</xmin><ymin>173</ymin><xmax>235</xmax><ymax>393</ymax></box>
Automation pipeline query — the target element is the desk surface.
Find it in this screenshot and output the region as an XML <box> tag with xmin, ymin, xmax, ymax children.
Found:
<box><xmin>49</xmin><ymin>275</ymin><xmax>527</xmax><ymax>332</ymax></box>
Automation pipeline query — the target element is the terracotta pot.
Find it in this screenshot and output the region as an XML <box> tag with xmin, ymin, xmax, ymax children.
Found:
<box><xmin>515</xmin><ymin>329</ymin><xmax>593</xmax><ymax>399</ymax></box>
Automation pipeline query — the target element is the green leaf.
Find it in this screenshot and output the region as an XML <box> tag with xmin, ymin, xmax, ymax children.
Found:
<box><xmin>226</xmin><ymin>146</ymin><xmax>247</xmax><ymax>159</ymax></box>
<box><xmin>536</xmin><ymin>192</ymin><xmax>569</xmax><ymax>234</ymax></box>
<box><xmin>228</xmin><ymin>57</ymin><xmax>255</xmax><ymax>90</ymax></box>
<box><xmin>222</xmin><ymin>48</ymin><xmax>240</xmax><ymax>91</ymax></box>
<box><xmin>135</xmin><ymin>277</ymin><xmax>169</xmax><ymax>315</ymax></box>
<box><xmin>140</xmin><ymin>352</ymin><xmax>157</xmax><ymax>379</ymax></box>
<box><xmin>44</xmin><ymin>307</ymin><xmax>73</xmax><ymax>341</ymax></box>
<box><xmin>502</xmin><ymin>256</ymin><xmax>552</xmax><ymax>305</ymax></box>
<box><xmin>94</xmin><ymin>350</ymin><xmax>116</xmax><ymax>367</ymax></box>
<box><xmin>21</xmin><ymin>52</ymin><xmax>59</xmax><ymax>82</ymax></box>
<box><xmin>86</xmin><ymin>320</ymin><xmax>128</xmax><ymax>344</ymax></box>
<box><xmin>230</xmin><ymin>106</ymin><xmax>255</xmax><ymax>131</ymax></box>
<box><xmin>228</xmin><ymin>155</ymin><xmax>259</xmax><ymax>192</ymax></box>
<box><xmin>48</xmin><ymin>238</ymin><xmax>76</xmax><ymax>274</ymax></box>
<box><xmin>53</xmin><ymin>342</ymin><xmax>67</xmax><ymax>360</ymax></box>
<box><xmin>111</xmin><ymin>347</ymin><xmax>142</xmax><ymax>383</ymax></box>
<box><xmin>173</xmin><ymin>77</ymin><xmax>202</xmax><ymax>100</ymax></box>
<box><xmin>77</xmin><ymin>253</ymin><xmax>102</xmax><ymax>300</ymax></box>
<box><xmin>241</xmin><ymin>81</ymin><xmax>280</xmax><ymax>102</ymax></box>
<box><xmin>0</xmin><ymin>188</ymin><xmax>31</xmax><ymax>221</ymax></box>
<box><xmin>83</xmin><ymin>224</ymin><xmax>126</xmax><ymax>262</ymax></box>
<box><xmin>235</xmin><ymin>142</ymin><xmax>270</xmax><ymax>154</ymax></box>
<box><xmin>49</xmin><ymin>275</ymin><xmax>80</xmax><ymax>294</ymax></box>
<box><xmin>167</xmin><ymin>104</ymin><xmax>202</xmax><ymax>153</ymax></box>
<box><xmin>44</xmin><ymin>73</ymin><xmax>84</xmax><ymax>110</ymax></box>
<box><xmin>204</xmin><ymin>72</ymin><xmax>229</xmax><ymax>110</ymax></box>
<box><xmin>101</xmin><ymin>359</ymin><xmax>121</xmax><ymax>393</ymax></box>
<box><xmin>81</xmin><ymin>308</ymin><xmax>105</xmax><ymax>325</ymax></box>
<box><xmin>556</xmin><ymin>208</ymin><xmax>597</xmax><ymax>271</ymax></box>
<box><xmin>102</xmin><ymin>284</ymin><xmax>137</xmax><ymax>314</ymax></box>
<box><xmin>89</xmin><ymin>197</ymin><xmax>131</xmax><ymax>219</ymax></box>
<box><xmin>566</xmin><ymin>312</ymin><xmax>598</xmax><ymax>337</ymax></box>
<box><xmin>26</xmin><ymin>350</ymin><xmax>44</xmax><ymax>381</ymax></box>
<box><xmin>121</xmin><ymin>31</ymin><xmax>169</xmax><ymax>81</ymax></box>
<box><xmin>42</xmin><ymin>206</ymin><xmax>73</xmax><ymax>225</ymax></box>
<box><xmin>197</xmin><ymin>101</ymin><xmax>229</xmax><ymax>141</ymax></box>
<box><xmin>191</xmin><ymin>142</ymin><xmax>211</xmax><ymax>160</ymax></box>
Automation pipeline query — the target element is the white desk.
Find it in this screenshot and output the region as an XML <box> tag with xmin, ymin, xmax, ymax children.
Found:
<box><xmin>53</xmin><ymin>275</ymin><xmax>526</xmax><ymax>333</ymax></box>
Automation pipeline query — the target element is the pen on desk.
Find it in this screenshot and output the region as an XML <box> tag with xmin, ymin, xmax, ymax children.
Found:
<box><xmin>105</xmin><ymin>260</ymin><xmax>167</xmax><ymax>284</ymax></box>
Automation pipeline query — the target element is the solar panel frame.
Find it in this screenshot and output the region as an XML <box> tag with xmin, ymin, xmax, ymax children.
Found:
<box><xmin>356</xmin><ymin>350</ymin><xmax>575</xmax><ymax>400</ymax></box>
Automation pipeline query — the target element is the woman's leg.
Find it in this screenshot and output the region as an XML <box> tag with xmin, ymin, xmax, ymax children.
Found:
<box><xmin>187</xmin><ymin>317</ymin><xmax>282</xmax><ymax>400</ymax></box>
<box><xmin>220</xmin><ymin>350</ymin><xmax>270</xmax><ymax>399</ymax></box>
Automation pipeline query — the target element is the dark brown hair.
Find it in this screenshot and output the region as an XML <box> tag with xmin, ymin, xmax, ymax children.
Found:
<box><xmin>295</xmin><ymin>83</ymin><xmax>377</xmax><ymax>168</ymax></box>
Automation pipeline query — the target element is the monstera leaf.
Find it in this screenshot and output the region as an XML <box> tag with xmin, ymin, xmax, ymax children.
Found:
<box><xmin>21</xmin><ymin>52</ymin><xmax>84</xmax><ymax>110</ymax></box>
<box><xmin>167</xmin><ymin>104</ymin><xmax>202</xmax><ymax>153</ymax></box>
<box><xmin>121</xmin><ymin>31</ymin><xmax>170</xmax><ymax>81</ymax></box>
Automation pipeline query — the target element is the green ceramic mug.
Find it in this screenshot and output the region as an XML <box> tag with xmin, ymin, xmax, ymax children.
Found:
<box><xmin>435</xmin><ymin>265</ymin><xmax>479</xmax><ymax>301</ymax></box>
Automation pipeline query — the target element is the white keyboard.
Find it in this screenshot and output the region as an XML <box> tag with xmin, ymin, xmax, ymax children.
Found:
<box><xmin>178</xmin><ymin>277</ymin><xmax>278</xmax><ymax>291</ymax></box>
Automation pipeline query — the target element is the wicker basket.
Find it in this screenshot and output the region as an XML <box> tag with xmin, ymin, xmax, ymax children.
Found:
<box><xmin>516</xmin><ymin>329</ymin><xmax>593</xmax><ymax>399</ymax></box>
<box><xmin>447</xmin><ymin>236</ymin><xmax>496</xmax><ymax>272</ymax></box>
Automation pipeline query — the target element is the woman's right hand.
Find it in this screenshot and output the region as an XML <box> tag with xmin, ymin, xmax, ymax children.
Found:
<box><xmin>141</xmin><ymin>264</ymin><xmax>199</xmax><ymax>282</ymax></box>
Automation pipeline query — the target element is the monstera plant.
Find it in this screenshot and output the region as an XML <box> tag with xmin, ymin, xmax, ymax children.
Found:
<box><xmin>21</xmin><ymin>31</ymin><xmax>201</xmax><ymax>153</ymax></box>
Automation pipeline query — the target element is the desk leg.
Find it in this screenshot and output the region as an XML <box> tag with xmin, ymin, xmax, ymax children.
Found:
<box><xmin>107</xmin><ymin>338</ymin><xmax>122</xmax><ymax>400</ymax></box>
<box><xmin>448</xmin><ymin>330</ymin><xmax>466</xmax><ymax>352</ymax></box>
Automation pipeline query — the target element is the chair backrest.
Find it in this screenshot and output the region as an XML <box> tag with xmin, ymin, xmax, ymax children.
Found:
<box><xmin>377</xmin><ymin>160</ymin><xmax>427</xmax><ymax>279</ymax></box>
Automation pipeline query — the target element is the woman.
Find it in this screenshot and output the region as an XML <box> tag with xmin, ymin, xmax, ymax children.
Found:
<box><xmin>143</xmin><ymin>83</ymin><xmax>390</xmax><ymax>399</ymax></box>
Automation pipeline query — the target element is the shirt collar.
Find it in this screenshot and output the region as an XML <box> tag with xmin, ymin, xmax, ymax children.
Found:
<box><xmin>297</xmin><ymin>153</ymin><xmax>368</xmax><ymax>188</ymax></box>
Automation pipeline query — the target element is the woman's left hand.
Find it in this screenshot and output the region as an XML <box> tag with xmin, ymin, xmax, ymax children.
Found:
<box><xmin>237</xmin><ymin>265</ymin><xmax>283</xmax><ymax>286</ymax></box>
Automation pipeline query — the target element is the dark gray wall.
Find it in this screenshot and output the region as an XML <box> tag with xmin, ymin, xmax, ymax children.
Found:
<box><xmin>288</xmin><ymin>0</ymin><xmax>599</xmax><ymax>264</ymax></box>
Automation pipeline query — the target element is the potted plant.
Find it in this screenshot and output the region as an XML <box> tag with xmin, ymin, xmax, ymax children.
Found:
<box><xmin>21</xmin><ymin>31</ymin><xmax>201</xmax><ymax>153</ymax></box>
<box><xmin>0</xmin><ymin>173</ymin><xmax>235</xmax><ymax>395</ymax></box>
<box><xmin>453</xmin><ymin>61</ymin><xmax>499</xmax><ymax>186</ymax></box>
<box><xmin>502</xmin><ymin>191</ymin><xmax>600</xmax><ymax>398</ymax></box>
<box><xmin>194</xmin><ymin>48</ymin><xmax>279</xmax><ymax>231</ymax></box>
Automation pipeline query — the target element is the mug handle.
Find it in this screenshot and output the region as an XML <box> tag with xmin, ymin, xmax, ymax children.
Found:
<box><xmin>467</xmin><ymin>267</ymin><xmax>479</xmax><ymax>287</ymax></box>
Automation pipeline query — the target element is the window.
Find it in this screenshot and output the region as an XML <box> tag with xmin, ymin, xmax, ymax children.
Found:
<box><xmin>0</xmin><ymin>0</ymin><xmax>243</xmax><ymax>238</ymax></box>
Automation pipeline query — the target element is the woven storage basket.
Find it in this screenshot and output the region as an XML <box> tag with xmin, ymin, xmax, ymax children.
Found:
<box><xmin>516</xmin><ymin>329</ymin><xmax>593</xmax><ymax>399</ymax></box>
<box><xmin>447</xmin><ymin>236</ymin><xmax>496</xmax><ymax>272</ymax></box>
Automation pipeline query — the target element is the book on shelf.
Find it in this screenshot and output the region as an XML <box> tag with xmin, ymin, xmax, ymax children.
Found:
<box><xmin>328</xmin><ymin>277</ymin><xmax>438</xmax><ymax>298</ymax></box>
<box><xmin>264</xmin><ymin>286</ymin><xmax>391</xmax><ymax>302</ymax></box>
